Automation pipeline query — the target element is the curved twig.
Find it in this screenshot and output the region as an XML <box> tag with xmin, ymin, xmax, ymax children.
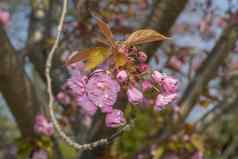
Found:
<box><xmin>45</xmin><ymin>0</ymin><xmax>132</xmax><ymax>151</ymax></box>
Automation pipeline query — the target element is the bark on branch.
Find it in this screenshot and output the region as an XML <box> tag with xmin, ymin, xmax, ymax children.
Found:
<box><xmin>0</xmin><ymin>27</ymin><xmax>40</xmax><ymax>138</ymax></box>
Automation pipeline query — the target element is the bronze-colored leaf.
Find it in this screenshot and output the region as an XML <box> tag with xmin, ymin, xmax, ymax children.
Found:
<box><xmin>65</xmin><ymin>50</ymin><xmax>89</xmax><ymax>65</ymax></box>
<box><xmin>115</xmin><ymin>52</ymin><xmax>127</xmax><ymax>68</ymax></box>
<box><xmin>94</xmin><ymin>16</ymin><xmax>115</xmax><ymax>47</ymax></box>
<box><xmin>124</xmin><ymin>29</ymin><xmax>169</xmax><ymax>46</ymax></box>
<box><xmin>85</xmin><ymin>47</ymin><xmax>110</xmax><ymax>70</ymax></box>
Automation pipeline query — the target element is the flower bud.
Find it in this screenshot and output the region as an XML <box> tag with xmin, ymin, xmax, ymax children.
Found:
<box><xmin>116</xmin><ymin>70</ymin><xmax>128</xmax><ymax>82</ymax></box>
<box><xmin>0</xmin><ymin>10</ymin><xmax>10</xmax><ymax>27</ymax></box>
<box><xmin>127</xmin><ymin>86</ymin><xmax>144</xmax><ymax>104</ymax></box>
<box><xmin>34</xmin><ymin>114</ymin><xmax>54</xmax><ymax>136</ymax></box>
<box><xmin>105</xmin><ymin>109</ymin><xmax>126</xmax><ymax>128</ymax></box>
<box><xmin>56</xmin><ymin>91</ymin><xmax>70</xmax><ymax>105</ymax></box>
<box><xmin>152</xmin><ymin>71</ymin><xmax>163</xmax><ymax>83</ymax></box>
<box><xmin>142</xmin><ymin>80</ymin><xmax>153</xmax><ymax>92</ymax></box>
<box><xmin>138</xmin><ymin>63</ymin><xmax>149</xmax><ymax>72</ymax></box>
<box><xmin>138</xmin><ymin>51</ymin><xmax>147</xmax><ymax>62</ymax></box>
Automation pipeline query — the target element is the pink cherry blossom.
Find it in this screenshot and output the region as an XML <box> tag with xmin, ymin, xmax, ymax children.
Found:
<box><xmin>0</xmin><ymin>10</ymin><xmax>10</xmax><ymax>27</ymax></box>
<box><xmin>76</xmin><ymin>95</ymin><xmax>97</xmax><ymax>116</ymax></box>
<box><xmin>127</xmin><ymin>86</ymin><xmax>144</xmax><ymax>104</ymax></box>
<box><xmin>160</xmin><ymin>76</ymin><xmax>178</xmax><ymax>94</ymax></box>
<box><xmin>34</xmin><ymin>114</ymin><xmax>54</xmax><ymax>136</ymax></box>
<box><xmin>105</xmin><ymin>109</ymin><xmax>126</xmax><ymax>128</ymax></box>
<box><xmin>116</xmin><ymin>70</ymin><xmax>128</xmax><ymax>82</ymax></box>
<box><xmin>155</xmin><ymin>93</ymin><xmax>177</xmax><ymax>111</ymax></box>
<box><xmin>64</xmin><ymin>73</ymin><xmax>86</xmax><ymax>97</ymax></box>
<box><xmin>152</xmin><ymin>71</ymin><xmax>178</xmax><ymax>94</ymax></box>
<box><xmin>86</xmin><ymin>70</ymin><xmax>120</xmax><ymax>108</ymax></box>
<box><xmin>101</xmin><ymin>105</ymin><xmax>113</xmax><ymax>113</ymax></box>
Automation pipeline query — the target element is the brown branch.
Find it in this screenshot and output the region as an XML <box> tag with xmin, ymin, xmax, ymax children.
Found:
<box><xmin>198</xmin><ymin>97</ymin><xmax>238</xmax><ymax>133</ymax></box>
<box><xmin>144</xmin><ymin>0</ymin><xmax>188</xmax><ymax>58</ymax></box>
<box><xmin>179</xmin><ymin>24</ymin><xmax>238</xmax><ymax>122</ymax></box>
<box><xmin>25</xmin><ymin>0</ymin><xmax>50</xmax><ymax>77</ymax></box>
<box><xmin>0</xmin><ymin>27</ymin><xmax>40</xmax><ymax>138</ymax></box>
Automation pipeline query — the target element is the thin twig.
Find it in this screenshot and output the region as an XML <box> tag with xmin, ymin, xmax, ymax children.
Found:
<box><xmin>45</xmin><ymin>0</ymin><xmax>133</xmax><ymax>151</ymax></box>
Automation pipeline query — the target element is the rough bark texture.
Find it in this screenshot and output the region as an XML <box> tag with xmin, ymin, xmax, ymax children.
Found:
<box><xmin>179</xmin><ymin>24</ymin><xmax>238</xmax><ymax>120</ymax></box>
<box><xmin>0</xmin><ymin>27</ymin><xmax>40</xmax><ymax>138</ymax></box>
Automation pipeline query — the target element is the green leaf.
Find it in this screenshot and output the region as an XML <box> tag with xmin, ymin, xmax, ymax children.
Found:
<box><xmin>85</xmin><ymin>47</ymin><xmax>110</xmax><ymax>70</ymax></box>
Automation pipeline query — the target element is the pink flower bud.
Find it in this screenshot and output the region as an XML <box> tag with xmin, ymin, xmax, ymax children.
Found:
<box><xmin>127</xmin><ymin>86</ymin><xmax>144</xmax><ymax>104</ymax></box>
<box><xmin>155</xmin><ymin>93</ymin><xmax>177</xmax><ymax>111</ymax></box>
<box><xmin>152</xmin><ymin>71</ymin><xmax>163</xmax><ymax>83</ymax></box>
<box><xmin>0</xmin><ymin>10</ymin><xmax>10</xmax><ymax>27</ymax></box>
<box><xmin>138</xmin><ymin>63</ymin><xmax>149</xmax><ymax>72</ymax></box>
<box><xmin>141</xmin><ymin>80</ymin><xmax>153</xmax><ymax>92</ymax></box>
<box><xmin>34</xmin><ymin>114</ymin><xmax>54</xmax><ymax>136</ymax></box>
<box><xmin>116</xmin><ymin>70</ymin><xmax>128</xmax><ymax>82</ymax></box>
<box><xmin>56</xmin><ymin>91</ymin><xmax>70</xmax><ymax>105</ymax></box>
<box><xmin>138</xmin><ymin>51</ymin><xmax>147</xmax><ymax>62</ymax></box>
<box><xmin>105</xmin><ymin>109</ymin><xmax>126</xmax><ymax>128</ymax></box>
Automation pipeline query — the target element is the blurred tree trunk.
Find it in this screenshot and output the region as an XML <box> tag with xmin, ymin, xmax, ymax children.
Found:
<box><xmin>0</xmin><ymin>27</ymin><xmax>40</xmax><ymax>139</ymax></box>
<box><xmin>179</xmin><ymin>24</ymin><xmax>238</xmax><ymax>121</ymax></box>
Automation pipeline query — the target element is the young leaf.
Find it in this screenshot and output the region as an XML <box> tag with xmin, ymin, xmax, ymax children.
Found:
<box><xmin>124</xmin><ymin>29</ymin><xmax>169</xmax><ymax>46</ymax></box>
<box><xmin>65</xmin><ymin>49</ymin><xmax>90</xmax><ymax>65</ymax></box>
<box><xmin>94</xmin><ymin>16</ymin><xmax>115</xmax><ymax>47</ymax></box>
<box><xmin>115</xmin><ymin>52</ymin><xmax>128</xmax><ymax>68</ymax></box>
<box><xmin>85</xmin><ymin>47</ymin><xmax>110</xmax><ymax>70</ymax></box>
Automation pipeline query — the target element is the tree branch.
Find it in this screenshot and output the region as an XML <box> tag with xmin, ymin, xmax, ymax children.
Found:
<box><xmin>179</xmin><ymin>24</ymin><xmax>238</xmax><ymax>122</ymax></box>
<box><xmin>145</xmin><ymin>0</ymin><xmax>188</xmax><ymax>58</ymax></box>
<box><xmin>0</xmin><ymin>27</ymin><xmax>40</xmax><ymax>138</ymax></box>
<box><xmin>25</xmin><ymin>0</ymin><xmax>56</xmax><ymax>80</ymax></box>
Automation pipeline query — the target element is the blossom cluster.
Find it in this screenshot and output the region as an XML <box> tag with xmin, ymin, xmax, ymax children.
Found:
<box><xmin>34</xmin><ymin>114</ymin><xmax>54</xmax><ymax>136</ymax></box>
<box><xmin>57</xmin><ymin>45</ymin><xmax>179</xmax><ymax>128</ymax></box>
<box><xmin>0</xmin><ymin>9</ymin><xmax>10</xmax><ymax>27</ymax></box>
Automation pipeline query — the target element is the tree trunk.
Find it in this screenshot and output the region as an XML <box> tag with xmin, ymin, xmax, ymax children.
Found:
<box><xmin>0</xmin><ymin>27</ymin><xmax>40</xmax><ymax>138</ymax></box>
